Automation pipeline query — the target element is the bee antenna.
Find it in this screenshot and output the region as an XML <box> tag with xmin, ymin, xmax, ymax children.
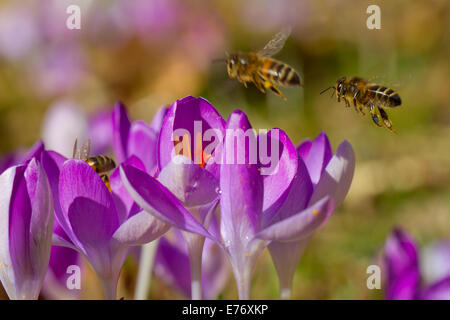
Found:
<box><xmin>320</xmin><ymin>86</ymin><xmax>335</xmax><ymax>95</ymax></box>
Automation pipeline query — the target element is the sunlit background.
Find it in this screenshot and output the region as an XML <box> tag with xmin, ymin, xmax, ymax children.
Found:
<box><xmin>0</xmin><ymin>0</ymin><xmax>449</xmax><ymax>299</ymax></box>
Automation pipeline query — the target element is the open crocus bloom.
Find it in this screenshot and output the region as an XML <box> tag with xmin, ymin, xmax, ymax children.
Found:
<box><xmin>218</xmin><ymin>111</ymin><xmax>354</xmax><ymax>299</ymax></box>
<box><xmin>384</xmin><ymin>228</ymin><xmax>450</xmax><ymax>300</ymax></box>
<box><xmin>41</xmin><ymin>150</ymin><xmax>169</xmax><ymax>299</ymax></box>
<box><xmin>0</xmin><ymin>158</ymin><xmax>53</xmax><ymax>300</ymax></box>
<box><xmin>258</xmin><ymin>131</ymin><xmax>355</xmax><ymax>299</ymax></box>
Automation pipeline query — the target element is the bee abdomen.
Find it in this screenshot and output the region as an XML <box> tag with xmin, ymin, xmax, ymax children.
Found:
<box><xmin>261</xmin><ymin>60</ymin><xmax>301</xmax><ymax>87</ymax></box>
<box><xmin>86</xmin><ymin>156</ymin><xmax>116</xmax><ymax>173</ymax></box>
<box><xmin>368</xmin><ymin>85</ymin><xmax>402</xmax><ymax>108</ymax></box>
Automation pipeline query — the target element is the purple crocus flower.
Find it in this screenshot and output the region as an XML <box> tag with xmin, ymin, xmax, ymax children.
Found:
<box><xmin>218</xmin><ymin>111</ymin><xmax>353</xmax><ymax>299</ymax></box>
<box><xmin>41</xmin><ymin>150</ymin><xmax>169</xmax><ymax>299</ymax></box>
<box><xmin>0</xmin><ymin>158</ymin><xmax>54</xmax><ymax>300</ymax></box>
<box><xmin>384</xmin><ymin>228</ymin><xmax>450</xmax><ymax>300</ymax></box>
<box><xmin>121</xmin><ymin>96</ymin><xmax>225</xmax><ymax>299</ymax></box>
<box><xmin>261</xmin><ymin>132</ymin><xmax>355</xmax><ymax>299</ymax></box>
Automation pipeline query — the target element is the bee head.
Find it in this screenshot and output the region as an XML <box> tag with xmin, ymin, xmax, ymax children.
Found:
<box><xmin>336</xmin><ymin>77</ymin><xmax>346</xmax><ymax>92</ymax></box>
<box><xmin>226</xmin><ymin>54</ymin><xmax>240</xmax><ymax>78</ymax></box>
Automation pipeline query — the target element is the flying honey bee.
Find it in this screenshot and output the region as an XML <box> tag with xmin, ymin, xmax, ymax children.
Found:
<box><xmin>321</xmin><ymin>76</ymin><xmax>402</xmax><ymax>132</ymax></box>
<box><xmin>72</xmin><ymin>139</ymin><xmax>116</xmax><ymax>192</ymax></box>
<box><xmin>223</xmin><ymin>28</ymin><xmax>302</xmax><ymax>101</ymax></box>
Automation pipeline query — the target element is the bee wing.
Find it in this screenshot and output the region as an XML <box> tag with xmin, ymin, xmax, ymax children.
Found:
<box><xmin>80</xmin><ymin>139</ymin><xmax>91</xmax><ymax>160</ymax></box>
<box><xmin>257</xmin><ymin>27</ymin><xmax>291</xmax><ymax>57</ymax></box>
<box><xmin>73</xmin><ymin>139</ymin><xmax>90</xmax><ymax>160</ymax></box>
<box><xmin>72</xmin><ymin>138</ymin><xmax>78</xmax><ymax>159</ymax></box>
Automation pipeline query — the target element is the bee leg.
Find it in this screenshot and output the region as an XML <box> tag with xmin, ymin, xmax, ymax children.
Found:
<box><xmin>100</xmin><ymin>174</ymin><xmax>112</xmax><ymax>193</ymax></box>
<box><xmin>253</xmin><ymin>74</ymin><xmax>266</xmax><ymax>93</ymax></box>
<box><xmin>257</xmin><ymin>73</ymin><xmax>286</xmax><ymax>101</ymax></box>
<box><xmin>265</xmin><ymin>81</ymin><xmax>287</xmax><ymax>101</ymax></box>
<box><xmin>367</xmin><ymin>101</ymin><xmax>382</xmax><ymax>127</ymax></box>
<box><xmin>377</xmin><ymin>106</ymin><xmax>396</xmax><ymax>133</ymax></box>
<box><xmin>353</xmin><ymin>90</ymin><xmax>365</xmax><ymax>115</ymax></box>
<box><xmin>344</xmin><ymin>98</ymin><xmax>351</xmax><ymax>109</ymax></box>
<box><xmin>243</xmin><ymin>82</ymin><xmax>248</xmax><ymax>88</ymax></box>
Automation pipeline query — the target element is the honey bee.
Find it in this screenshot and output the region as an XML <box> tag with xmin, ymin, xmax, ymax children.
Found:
<box><xmin>72</xmin><ymin>139</ymin><xmax>116</xmax><ymax>192</ymax></box>
<box><xmin>224</xmin><ymin>28</ymin><xmax>302</xmax><ymax>101</ymax></box>
<box><xmin>321</xmin><ymin>76</ymin><xmax>402</xmax><ymax>132</ymax></box>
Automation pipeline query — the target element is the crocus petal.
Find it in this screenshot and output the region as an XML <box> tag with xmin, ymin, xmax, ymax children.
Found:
<box><xmin>256</xmin><ymin>197</ymin><xmax>334</xmax><ymax>242</ymax></box>
<box><xmin>23</xmin><ymin>140</ymin><xmax>45</xmax><ymax>162</ymax></box>
<box><xmin>112</xmin><ymin>210</ymin><xmax>170</xmax><ymax>246</ymax></box>
<box><xmin>0</xmin><ymin>166</ymin><xmax>22</xmax><ymax>298</ymax></box>
<box><xmin>387</xmin><ymin>269</ymin><xmax>421</xmax><ymax>300</ymax></box>
<box><xmin>158</xmin><ymin>96</ymin><xmax>225</xmax><ymax>177</ymax></box>
<box><xmin>296</xmin><ymin>138</ymin><xmax>311</xmax><ymax>160</ymax></box>
<box><xmin>120</xmin><ymin>164</ymin><xmax>211</xmax><ymax>239</ymax></box>
<box><xmin>202</xmin><ymin>218</ymin><xmax>230</xmax><ymax>300</ymax></box>
<box><xmin>127</xmin><ymin>120</ymin><xmax>158</xmax><ymax>172</ymax></box>
<box><xmin>309</xmin><ymin>140</ymin><xmax>355</xmax><ymax>208</ymax></box>
<box><xmin>268</xmin><ymin>238</ymin><xmax>310</xmax><ymax>290</ymax></box>
<box><xmin>59</xmin><ymin>159</ymin><xmax>119</xmax><ymax>234</ymax></box>
<box><xmin>384</xmin><ymin>229</ymin><xmax>420</xmax><ymax>300</ymax></box>
<box><xmin>112</xmin><ymin>102</ymin><xmax>131</xmax><ymax>163</ymax></box>
<box><xmin>155</xmin><ymin>224</ymin><xmax>229</xmax><ymax>300</ymax></box>
<box><xmin>8</xmin><ymin>166</ymin><xmax>33</xmax><ymax>291</ymax></box>
<box><xmin>41</xmin><ymin>245</ymin><xmax>80</xmax><ymax>300</ymax></box>
<box><xmin>220</xmin><ymin>110</ymin><xmax>263</xmax><ymax>244</ymax></box>
<box><xmin>268</xmin><ymin>157</ymin><xmax>313</xmax><ymax>225</ymax></box>
<box><xmin>154</xmin><ymin>237</ymin><xmax>191</xmax><ymax>297</ymax></box>
<box><xmin>150</xmin><ymin>105</ymin><xmax>169</xmax><ymax>132</ymax></box>
<box><xmin>260</xmin><ymin>128</ymin><xmax>298</xmax><ymax>226</ymax></box>
<box><xmin>110</xmin><ymin>155</ymin><xmax>146</xmax><ymax>223</ymax></box>
<box><xmin>25</xmin><ymin>159</ymin><xmax>53</xmax><ymax>285</ymax></box>
<box><xmin>0</xmin><ymin>152</ymin><xmax>22</xmax><ymax>174</ymax></box>
<box><xmin>300</xmin><ymin>131</ymin><xmax>332</xmax><ymax>186</ymax></box>
<box><xmin>0</xmin><ymin>162</ymin><xmax>53</xmax><ymax>300</ymax></box>
<box><xmin>67</xmin><ymin>197</ymin><xmax>116</xmax><ymax>273</ymax></box>
<box><xmin>40</xmin><ymin>150</ymin><xmax>83</xmax><ymax>250</ymax></box>
<box><xmin>419</xmin><ymin>276</ymin><xmax>450</xmax><ymax>300</ymax></box>
<box><xmin>157</xmin><ymin>155</ymin><xmax>219</xmax><ymax>207</ymax></box>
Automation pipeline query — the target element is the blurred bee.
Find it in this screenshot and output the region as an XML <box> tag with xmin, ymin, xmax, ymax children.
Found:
<box><xmin>73</xmin><ymin>139</ymin><xmax>116</xmax><ymax>192</ymax></box>
<box><xmin>223</xmin><ymin>28</ymin><xmax>302</xmax><ymax>101</ymax></box>
<box><xmin>321</xmin><ymin>76</ymin><xmax>402</xmax><ymax>132</ymax></box>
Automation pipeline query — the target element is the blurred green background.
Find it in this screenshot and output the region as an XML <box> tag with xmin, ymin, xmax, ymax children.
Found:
<box><xmin>0</xmin><ymin>0</ymin><xmax>449</xmax><ymax>299</ymax></box>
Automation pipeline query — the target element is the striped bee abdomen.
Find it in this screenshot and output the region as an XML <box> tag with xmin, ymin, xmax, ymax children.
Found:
<box><xmin>260</xmin><ymin>58</ymin><xmax>301</xmax><ymax>87</ymax></box>
<box><xmin>86</xmin><ymin>156</ymin><xmax>116</xmax><ymax>174</ymax></box>
<box><xmin>368</xmin><ymin>85</ymin><xmax>402</xmax><ymax>108</ymax></box>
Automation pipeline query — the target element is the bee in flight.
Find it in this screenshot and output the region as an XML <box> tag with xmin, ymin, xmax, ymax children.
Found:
<box><xmin>73</xmin><ymin>139</ymin><xmax>116</xmax><ymax>192</ymax></box>
<box><xmin>321</xmin><ymin>76</ymin><xmax>402</xmax><ymax>133</ymax></box>
<box><xmin>223</xmin><ymin>28</ymin><xmax>302</xmax><ymax>101</ymax></box>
